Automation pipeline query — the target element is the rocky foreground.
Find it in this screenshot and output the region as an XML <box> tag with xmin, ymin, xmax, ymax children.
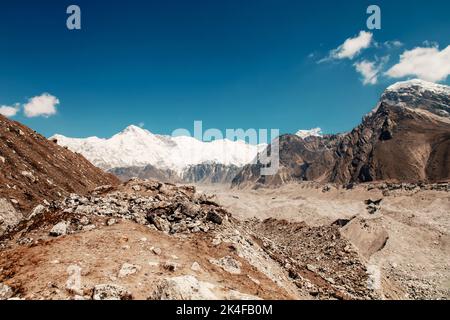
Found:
<box><xmin>2</xmin><ymin>178</ymin><xmax>431</xmax><ymax>300</ymax></box>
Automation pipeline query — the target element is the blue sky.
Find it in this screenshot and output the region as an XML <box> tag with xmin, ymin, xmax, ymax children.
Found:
<box><xmin>1</xmin><ymin>0</ymin><xmax>449</xmax><ymax>139</ymax></box>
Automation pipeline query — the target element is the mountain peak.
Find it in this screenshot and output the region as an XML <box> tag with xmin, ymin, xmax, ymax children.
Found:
<box><xmin>386</xmin><ymin>79</ymin><xmax>450</xmax><ymax>95</ymax></box>
<box><xmin>379</xmin><ymin>79</ymin><xmax>450</xmax><ymax>118</ymax></box>
<box><xmin>120</xmin><ymin>125</ymin><xmax>151</xmax><ymax>135</ymax></box>
<box><xmin>53</xmin><ymin>125</ymin><xmax>262</xmax><ymax>172</ymax></box>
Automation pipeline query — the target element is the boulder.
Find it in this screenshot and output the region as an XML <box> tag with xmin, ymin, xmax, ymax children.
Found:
<box><xmin>180</xmin><ymin>202</ymin><xmax>200</xmax><ymax>218</ymax></box>
<box><xmin>92</xmin><ymin>284</ymin><xmax>132</xmax><ymax>300</ymax></box>
<box><xmin>0</xmin><ymin>283</ymin><xmax>14</xmax><ymax>300</ymax></box>
<box><xmin>82</xmin><ymin>224</ymin><xmax>96</xmax><ymax>232</ymax></box>
<box><xmin>0</xmin><ymin>198</ymin><xmax>23</xmax><ymax>237</ymax></box>
<box><xmin>206</xmin><ymin>211</ymin><xmax>223</xmax><ymax>224</ymax></box>
<box><xmin>340</xmin><ymin>217</ymin><xmax>389</xmax><ymax>258</ymax></box>
<box><xmin>148</xmin><ymin>275</ymin><xmax>217</xmax><ymax>300</ymax></box>
<box><xmin>118</xmin><ymin>263</ymin><xmax>141</xmax><ymax>278</ymax></box>
<box><xmin>151</xmin><ymin>247</ymin><xmax>162</xmax><ymax>255</ymax></box>
<box><xmin>191</xmin><ymin>262</ymin><xmax>202</xmax><ymax>272</ymax></box>
<box><xmin>148</xmin><ymin>275</ymin><xmax>260</xmax><ymax>300</ymax></box>
<box><xmin>49</xmin><ymin>221</ymin><xmax>68</xmax><ymax>237</ymax></box>
<box><xmin>106</xmin><ymin>218</ymin><xmax>117</xmax><ymax>226</ymax></box>
<box><xmin>28</xmin><ymin>204</ymin><xmax>46</xmax><ymax>220</ymax></box>
<box><xmin>226</xmin><ymin>290</ymin><xmax>262</xmax><ymax>300</ymax></box>
<box><xmin>150</xmin><ymin>216</ymin><xmax>171</xmax><ymax>233</ymax></box>
<box><xmin>79</xmin><ymin>216</ymin><xmax>90</xmax><ymax>226</ymax></box>
<box><xmin>21</xmin><ymin>170</ymin><xmax>36</xmax><ymax>183</ymax></box>
<box><xmin>162</xmin><ymin>261</ymin><xmax>179</xmax><ymax>272</ymax></box>
<box><xmin>209</xmin><ymin>256</ymin><xmax>242</xmax><ymax>274</ymax></box>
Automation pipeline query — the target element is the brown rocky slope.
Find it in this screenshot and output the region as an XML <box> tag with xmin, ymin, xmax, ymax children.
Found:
<box><xmin>232</xmin><ymin>80</ymin><xmax>450</xmax><ymax>187</ymax></box>
<box><xmin>0</xmin><ymin>115</ymin><xmax>119</xmax><ymax>233</ymax></box>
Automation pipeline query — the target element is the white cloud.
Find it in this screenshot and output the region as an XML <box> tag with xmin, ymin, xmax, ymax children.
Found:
<box><xmin>385</xmin><ymin>45</ymin><xmax>450</xmax><ymax>82</ymax></box>
<box><xmin>422</xmin><ymin>40</ymin><xmax>439</xmax><ymax>47</ymax></box>
<box><xmin>384</xmin><ymin>40</ymin><xmax>403</xmax><ymax>49</ymax></box>
<box><xmin>354</xmin><ymin>56</ymin><xmax>389</xmax><ymax>85</ymax></box>
<box><xmin>0</xmin><ymin>104</ymin><xmax>20</xmax><ymax>118</ymax></box>
<box><xmin>354</xmin><ymin>61</ymin><xmax>379</xmax><ymax>85</ymax></box>
<box><xmin>326</xmin><ymin>31</ymin><xmax>373</xmax><ymax>60</ymax></box>
<box><xmin>23</xmin><ymin>93</ymin><xmax>60</xmax><ymax>118</ymax></box>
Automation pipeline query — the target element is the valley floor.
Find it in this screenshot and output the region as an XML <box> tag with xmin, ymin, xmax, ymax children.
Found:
<box><xmin>199</xmin><ymin>183</ymin><xmax>450</xmax><ymax>299</ymax></box>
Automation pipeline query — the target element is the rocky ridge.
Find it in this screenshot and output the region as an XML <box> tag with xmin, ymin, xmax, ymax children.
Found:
<box><xmin>58</xmin><ymin>179</ymin><xmax>231</xmax><ymax>235</ymax></box>
<box><xmin>0</xmin><ymin>114</ymin><xmax>119</xmax><ymax>237</ymax></box>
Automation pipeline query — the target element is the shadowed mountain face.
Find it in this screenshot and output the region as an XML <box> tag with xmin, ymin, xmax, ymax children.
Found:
<box><xmin>108</xmin><ymin>165</ymin><xmax>181</xmax><ymax>183</ymax></box>
<box><xmin>109</xmin><ymin>162</ymin><xmax>241</xmax><ymax>185</ymax></box>
<box><xmin>232</xmin><ymin>135</ymin><xmax>339</xmax><ymax>187</ymax></box>
<box><xmin>0</xmin><ymin>115</ymin><xmax>119</xmax><ymax>215</ymax></box>
<box><xmin>233</xmin><ymin>80</ymin><xmax>450</xmax><ymax>187</ymax></box>
<box><xmin>182</xmin><ymin>163</ymin><xmax>242</xmax><ymax>184</ymax></box>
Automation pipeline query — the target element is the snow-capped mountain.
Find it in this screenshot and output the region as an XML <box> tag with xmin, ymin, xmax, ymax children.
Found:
<box><xmin>386</xmin><ymin>79</ymin><xmax>450</xmax><ymax>95</ymax></box>
<box><xmin>295</xmin><ymin>128</ymin><xmax>323</xmax><ymax>139</ymax></box>
<box><xmin>365</xmin><ymin>79</ymin><xmax>450</xmax><ymax>120</ymax></box>
<box><xmin>51</xmin><ymin>126</ymin><xmax>266</xmax><ymax>178</ymax></box>
<box><xmin>381</xmin><ymin>79</ymin><xmax>450</xmax><ymax>117</ymax></box>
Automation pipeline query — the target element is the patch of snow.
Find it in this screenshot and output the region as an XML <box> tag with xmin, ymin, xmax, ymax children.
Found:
<box><xmin>295</xmin><ymin>128</ymin><xmax>322</xmax><ymax>139</ymax></box>
<box><xmin>366</xmin><ymin>79</ymin><xmax>450</xmax><ymax>118</ymax></box>
<box><xmin>386</xmin><ymin>79</ymin><xmax>450</xmax><ymax>95</ymax></box>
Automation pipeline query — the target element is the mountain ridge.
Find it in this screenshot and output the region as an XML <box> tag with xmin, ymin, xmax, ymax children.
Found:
<box><xmin>51</xmin><ymin>126</ymin><xmax>267</xmax><ymax>174</ymax></box>
<box><xmin>232</xmin><ymin>79</ymin><xmax>450</xmax><ymax>187</ymax></box>
<box><xmin>50</xmin><ymin>79</ymin><xmax>450</xmax><ymax>186</ymax></box>
<box><xmin>0</xmin><ymin>114</ymin><xmax>119</xmax><ymax>236</ymax></box>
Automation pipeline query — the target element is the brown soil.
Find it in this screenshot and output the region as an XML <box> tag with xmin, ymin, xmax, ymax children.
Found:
<box><xmin>0</xmin><ymin>220</ymin><xmax>295</xmax><ymax>300</ymax></box>
<box><xmin>0</xmin><ymin>114</ymin><xmax>119</xmax><ymax>215</ymax></box>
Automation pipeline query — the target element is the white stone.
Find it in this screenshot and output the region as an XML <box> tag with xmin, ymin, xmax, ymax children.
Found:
<box><xmin>191</xmin><ymin>262</ymin><xmax>202</xmax><ymax>272</ymax></box>
<box><xmin>0</xmin><ymin>198</ymin><xmax>23</xmax><ymax>237</ymax></box>
<box><xmin>106</xmin><ymin>218</ymin><xmax>117</xmax><ymax>226</ymax></box>
<box><xmin>82</xmin><ymin>224</ymin><xmax>96</xmax><ymax>232</ymax></box>
<box><xmin>149</xmin><ymin>275</ymin><xmax>218</xmax><ymax>300</ymax></box>
<box><xmin>28</xmin><ymin>204</ymin><xmax>45</xmax><ymax>220</ymax></box>
<box><xmin>209</xmin><ymin>256</ymin><xmax>242</xmax><ymax>274</ymax></box>
<box><xmin>50</xmin><ymin>222</ymin><xmax>68</xmax><ymax>237</ymax></box>
<box><xmin>93</xmin><ymin>284</ymin><xmax>132</xmax><ymax>300</ymax></box>
<box><xmin>118</xmin><ymin>263</ymin><xmax>141</xmax><ymax>278</ymax></box>
<box><xmin>151</xmin><ymin>247</ymin><xmax>162</xmax><ymax>255</ymax></box>
<box><xmin>0</xmin><ymin>283</ymin><xmax>14</xmax><ymax>300</ymax></box>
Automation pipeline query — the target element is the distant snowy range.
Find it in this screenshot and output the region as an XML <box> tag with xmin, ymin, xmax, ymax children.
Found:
<box><xmin>51</xmin><ymin>79</ymin><xmax>450</xmax><ymax>185</ymax></box>
<box><xmin>51</xmin><ymin>125</ymin><xmax>322</xmax><ymax>184</ymax></box>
